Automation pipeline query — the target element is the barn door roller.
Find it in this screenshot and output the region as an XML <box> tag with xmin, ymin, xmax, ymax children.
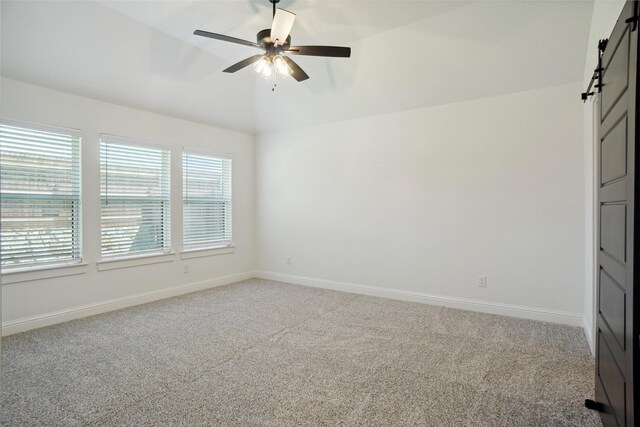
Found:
<box><xmin>581</xmin><ymin>39</ymin><xmax>608</xmax><ymax>101</ymax></box>
<box><xmin>625</xmin><ymin>0</ymin><xmax>639</xmax><ymax>31</ymax></box>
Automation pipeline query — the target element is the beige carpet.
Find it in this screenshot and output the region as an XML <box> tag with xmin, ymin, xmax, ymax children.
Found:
<box><xmin>2</xmin><ymin>279</ymin><xmax>600</xmax><ymax>426</ymax></box>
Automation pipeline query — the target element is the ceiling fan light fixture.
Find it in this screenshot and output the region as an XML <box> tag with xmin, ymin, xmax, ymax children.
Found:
<box><xmin>273</xmin><ymin>55</ymin><xmax>292</xmax><ymax>75</ymax></box>
<box><xmin>262</xmin><ymin>65</ymin><xmax>274</xmax><ymax>78</ymax></box>
<box><xmin>254</xmin><ymin>56</ymin><xmax>272</xmax><ymax>75</ymax></box>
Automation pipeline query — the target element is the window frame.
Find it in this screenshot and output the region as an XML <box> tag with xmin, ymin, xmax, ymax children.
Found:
<box><xmin>0</xmin><ymin>118</ymin><xmax>83</xmax><ymax>274</ymax></box>
<box><xmin>99</xmin><ymin>134</ymin><xmax>172</xmax><ymax>262</ymax></box>
<box><xmin>182</xmin><ymin>149</ymin><xmax>233</xmax><ymax>253</ymax></box>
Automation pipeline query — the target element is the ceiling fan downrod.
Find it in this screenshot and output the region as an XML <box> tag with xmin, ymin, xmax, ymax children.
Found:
<box><xmin>269</xmin><ymin>0</ymin><xmax>280</xmax><ymax>18</ymax></box>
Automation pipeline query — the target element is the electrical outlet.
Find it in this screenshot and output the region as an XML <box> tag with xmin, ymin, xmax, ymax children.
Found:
<box><xmin>286</xmin><ymin>256</ymin><xmax>291</xmax><ymax>265</ymax></box>
<box><xmin>183</xmin><ymin>265</ymin><xmax>189</xmax><ymax>274</ymax></box>
<box><xmin>477</xmin><ymin>275</ymin><xmax>487</xmax><ymax>287</ymax></box>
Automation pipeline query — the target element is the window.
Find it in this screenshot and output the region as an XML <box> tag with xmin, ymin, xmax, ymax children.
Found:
<box><xmin>100</xmin><ymin>136</ymin><xmax>170</xmax><ymax>259</ymax></box>
<box><xmin>0</xmin><ymin>121</ymin><xmax>81</xmax><ymax>271</ymax></box>
<box><xmin>183</xmin><ymin>152</ymin><xmax>232</xmax><ymax>251</ymax></box>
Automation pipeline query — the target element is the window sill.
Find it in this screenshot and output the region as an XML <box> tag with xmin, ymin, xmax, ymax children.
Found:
<box><xmin>2</xmin><ymin>263</ymin><xmax>89</xmax><ymax>285</ymax></box>
<box><xmin>180</xmin><ymin>246</ymin><xmax>235</xmax><ymax>260</ymax></box>
<box><xmin>97</xmin><ymin>253</ymin><xmax>176</xmax><ymax>271</ymax></box>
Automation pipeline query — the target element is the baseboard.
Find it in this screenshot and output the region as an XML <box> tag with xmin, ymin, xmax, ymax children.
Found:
<box><xmin>1</xmin><ymin>271</ymin><xmax>256</xmax><ymax>336</ymax></box>
<box><xmin>583</xmin><ymin>317</ymin><xmax>595</xmax><ymax>356</ymax></box>
<box><xmin>256</xmin><ymin>271</ymin><xmax>584</xmax><ymax>327</ymax></box>
<box><xmin>3</xmin><ymin>270</ymin><xmax>587</xmax><ymax>336</ymax></box>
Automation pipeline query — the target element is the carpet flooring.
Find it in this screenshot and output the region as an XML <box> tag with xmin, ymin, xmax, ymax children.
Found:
<box><xmin>2</xmin><ymin>279</ymin><xmax>600</xmax><ymax>426</ymax></box>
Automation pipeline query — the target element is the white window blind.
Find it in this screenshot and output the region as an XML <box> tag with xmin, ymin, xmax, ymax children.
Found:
<box><xmin>0</xmin><ymin>122</ymin><xmax>81</xmax><ymax>270</ymax></box>
<box><xmin>100</xmin><ymin>136</ymin><xmax>171</xmax><ymax>259</ymax></box>
<box><xmin>183</xmin><ymin>152</ymin><xmax>232</xmax><ymax>250</ymax></box>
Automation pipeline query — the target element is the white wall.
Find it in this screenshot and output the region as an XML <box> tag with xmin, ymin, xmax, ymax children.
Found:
<box><xmin>0</xmin><ymin>78</ymin><xmax>255</xmax><ymax>333</ymax></box>
<box><xmin>256</xmin><ymin>82</ymin><xmax>585</xmax><ymax>323</ymax></box>
<box><xmin>582</xmin><ymin>0</ymin><xmax>626</xmax><ymax>353</ymax></box>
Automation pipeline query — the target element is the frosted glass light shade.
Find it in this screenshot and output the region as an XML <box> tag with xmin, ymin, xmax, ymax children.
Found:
<box><xmin>273</xmin><ymin>55</ymin><xmax>292</xmax><ymax>75</ymax></box>
<box><xmin>254</xmin><ymin>56</ymin><xmax>271</xmax><ymax>74</ymax></box>
<box><xmin>261</xmin><ymin>62</ymin><xmax>273</xmax><ymax>78</ymax></box>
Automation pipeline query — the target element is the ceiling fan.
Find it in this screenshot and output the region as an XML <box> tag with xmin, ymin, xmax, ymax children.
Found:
<box><xmin>193</xmin><ymin>0</ymin><xmax>351</xmax><ymax>82</ymax></box>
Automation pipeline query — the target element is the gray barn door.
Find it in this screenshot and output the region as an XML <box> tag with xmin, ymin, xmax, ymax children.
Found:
<box><xmin>595</xmin><ymin>1</ymin><xmax>639</xmax><ymax>426</ymax></box>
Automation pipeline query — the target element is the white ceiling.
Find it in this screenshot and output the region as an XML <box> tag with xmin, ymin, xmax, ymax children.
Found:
<box><xmin>1</xmin><ymin>0</ymin><xmax>594</xmax><ymax>134</ymax></box>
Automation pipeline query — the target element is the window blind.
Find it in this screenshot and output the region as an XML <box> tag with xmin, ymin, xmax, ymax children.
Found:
<box><xmin>100</xmin><ymin>137</ymin><xmax>171</xmax><ymax>259</ymax></box>
<box><xmin>183</xmin><ymin>152</ymin><xmax>232</xmax><ymax>250</ymax></box>
<box><xmin>0</xmin><ymin>122</ymin><xmax>81</xmax><ymax>270</ymax></box>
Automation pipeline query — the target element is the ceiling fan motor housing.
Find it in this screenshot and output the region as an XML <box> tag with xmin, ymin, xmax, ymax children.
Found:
<box><xmin>257</xmin><ymin>29</ymin><xmax>291</xmax><ymax>54</ymax></box>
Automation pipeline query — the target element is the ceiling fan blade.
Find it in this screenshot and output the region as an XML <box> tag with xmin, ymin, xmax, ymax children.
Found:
<box><xmin>287</xmin><ymin>46</ymin><xmax>351</xmax><ymax>58</ymax></box>
<box><xmin>193</xmin><ymin>30</ymin><xmax>261</xmax><ymax>49</ymax></box>
<box><xmin>270</xmin><ymin>9</ymin><xmax>296</xmax><ymax>46</ymax></box>
<box><xmin>283</xmin><ymin>56</ymin><xmax>309</xmax><ymax>82</ymax></box>
<box><xmin>223</xmin><ymin>55</ymin><xmax>265</xmax><ymax>73</ymax></box>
